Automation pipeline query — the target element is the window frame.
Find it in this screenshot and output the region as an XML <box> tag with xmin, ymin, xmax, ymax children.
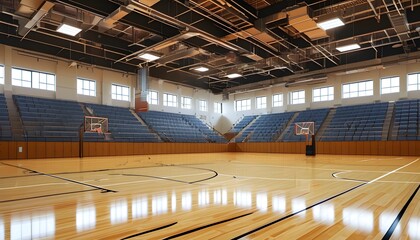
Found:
<box><xmin>147</xmin><ymin>90</ymin><xmax>159</xmax><ymax>105</ymax></box>
<box><xmin>77</xmin><ymin>78</ymin><xmax>96</xmax><ymax>97</ymax></box>
<box><xmin>380</xmin><ymin>76</ymin><xmax>400</xmax><ymax>94</ymax></box>
<box><xmin>180</xmin><ymin>96</ymin><xmax>192</xmax><ymax>109</ymax></box>
<box><xmin>256</xmin><ymin>96</ymin><xmax>267</xmax><ymax>109</ymax></box>
<box><xmin>290</xmin><ymin>90</ymin><xmax>305</xmax><ymax>105</ymax></box>
<box><xmin>0</xmin><ymin>65</ymin><xmax>4</xmax><ymax>85</ymax></box>
<box><xmin>313</xmin><ymin>86</ymin><xmax>334</xmax><ymax>102</ymax></box>
<box><xmin>407</xmin><ymin>72</ymin><xmax>420</xmax><ymax>92</ymax></box>
<box><xmin>198</xmin><ymin>99</ymin><xmax>208</xmax><ymax>112</ymax></box>
<box><xmin>235</xmin><ymin>99</ymin><xmax>251</xmax><ymax>111</ymax></box>
<box><xmin>11</xmin><ymin>67</ymin><xmax>56</xmax><ymax>91</ymax></box>
<box><xmin>214</xmin><ymin>102</ymin><xmax>222</xmax><ymax>114</ymax></box>
<box><xmin>272</xmin><ymin>93</ymin><xmax>283</xmax><ymax>107</ymax></box>
<box><xmin>163</xmin><ymin>93</ymin><xmax>178</xmax><ymax>107</ymax></box>
<box><xmin>111</xmin><ymin>83</ymin><xmax>130</xmax><ymax>102</ymax></box>
<box><xmin>342</xmin><ymin>80</ymin><xmax>374</xmax><ymax>99</ymax></box>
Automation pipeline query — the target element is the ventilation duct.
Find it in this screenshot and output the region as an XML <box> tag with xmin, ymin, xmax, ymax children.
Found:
<box><xmin>287</xmin><ymin>5</ymin><xmax>328</xmax><ymax>40</ymax></box>
<box><xmin>17</xmin><ymin>1</ymin><xmax>54</xmax><ymax>36</ymax></box>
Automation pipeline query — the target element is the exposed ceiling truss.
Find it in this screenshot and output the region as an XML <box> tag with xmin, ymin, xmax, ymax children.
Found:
<box><xmin>0</xmin><ymin>0</ymin><xmax>419</xmax><ymax>93</ymax></box>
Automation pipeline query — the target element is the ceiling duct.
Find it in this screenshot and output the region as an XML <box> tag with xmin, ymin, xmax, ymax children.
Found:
<box><xmin>285</xmin><ymin>75</ymin><xmax>327</xmax><ymax>87</ymax></box>
<box><xmin>287</xmin><ymin>5</ymin><xmax>328</xmax><ymax>40</ymax></box>
<box><xmin>97</xmin><ymin>6</ymin><xmax>131</xmax><ymax>32</ymax></box>
<box><xmin>382</xmin><ymin>0</ymin><xmax>411</xmax><ymax>53</ymax></box>
<box><xmin>17</xmin><ymin>1</ymin><xmax>54</xmax><ymax>36</ymax></box>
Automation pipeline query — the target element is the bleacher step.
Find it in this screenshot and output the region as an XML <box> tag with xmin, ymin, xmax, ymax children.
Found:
<box><xmin>276</xmin><ymin>112</ymin><xmax>299</xmax><ymax>141</ymax></box>
<box><xmin>230</xmin><ymin>115</ymin><xmax>259</xmax><ymax>143</ymax></box>
<box><xmin>383</xmin><ymin>102</ymin><xmax>395</xmax><ymax>141</ymax></box>
<box><xmin>316</xmin><ymin>108</ymin><xmax>335</xmax><ymax>141</ymax></box>
<box><xmin>4</xmin><ymin>91</ymin><xmax>25</xmax><ymax>140</ymax></box>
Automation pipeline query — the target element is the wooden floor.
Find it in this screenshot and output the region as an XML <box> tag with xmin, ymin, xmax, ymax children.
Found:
<box><xmin>0</xmin><ymin>153</ymin><xmax>419</xmax><ymax>239</ymax></box>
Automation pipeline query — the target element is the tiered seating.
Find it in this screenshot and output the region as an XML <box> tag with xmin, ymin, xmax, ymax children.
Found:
<box><xmin>236</xmin><ymin>112</ymin><xmax>294</xmax><ymax>142</ymax></box>
<box><xmin>87</xmin><ymin>104</ymin><xmax>160</xmax><ymax>142</ymax></box>
<box><xmin>282</xmin><ymin>108</ymin><xmax>330</xmax><ymax>142</ymax></box>
<box><xmin>183</xmin><ymin>115</ymin><xmax>226</xmax><ymax>143</ymax></box>
<box><xmin>14</xmin><ymin>95</ymin><xmax>83</xmax><ymax>141</ymax></box>
<box><xmin>0</xmin><ymin>94</ymin><xmax>12</xmax><ymax>140</ymax></box>
<box><xmin>391</xmin><ymin>99</ymin><xmax>420</xmax><ymax>140</ymax></box>
<box><xmin>230</xmin><ymin>115</ymin><xmax>257</xmax><ymax>133</ymax></box>
<box><xmin>320</xmin><ymin>102</ymin><xmax>388</xmax><ymax>141</ymax></box>
<box><xmin>138</xmin><ymin>111</ymin><xmax>220</xmax><ymax>143</ymax></box>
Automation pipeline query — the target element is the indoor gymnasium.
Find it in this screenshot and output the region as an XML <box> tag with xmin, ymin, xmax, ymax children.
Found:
<box><xmin>0</xmin><ymin>0</ymin><xmax>420</xmax><ymax>239</ymax></box>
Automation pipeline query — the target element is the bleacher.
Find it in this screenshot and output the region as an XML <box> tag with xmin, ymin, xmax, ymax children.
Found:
<box><xmin>320</xmin><ymin>102</ymin><xmax>388</xmax><ymax>141</ymax></box>
<box><xmin>138</xmin><ymin>111</ymin><xmax>223</xmax><ymax>143</ymax></box>
<box><xmin>182</xmin><ymin>115</ymin><xmax>226</xmax><ymax>143</ymax></box>
<box><xmin>14</xmin><ymin>95</ymin><xmax>83</xmax><ymax>141</ymax></box>
<box><xmin>282</xmin><ymin>108</ymin><xmax>330</xmax><ymax>142</ymax></box>
<box><xmin>391</xmin><ymin>99</ymin><xmax>420</xmax><ymax>140</ymax></box>
<box><xmin>0</xmin><ymin>94</ymin><xmax>12</xmax><ymax>140</ymax></box>
<box><xmin>230</xmin><ymin>115</ymin><xmax>257</xmax><ymax>133</ymax></box>
<box><xmin>87</xmin><ymin>104</ymin><xmax>160</xmax><ymax>142</ymax></box>
<box><xmin>236</xmin><ymin>112</ymin><xmax>294</xmax><ymax>142</ymax></box>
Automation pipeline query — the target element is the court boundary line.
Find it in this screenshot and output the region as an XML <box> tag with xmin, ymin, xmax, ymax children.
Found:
<box><xmin>368</xmin><ymin>158</ymin><xmax>419</xmax><ymax>184</ymax></box>
<box><xmin>382</xmin><ymin>184</ymin><xmax>420</xmax><ymax>240</ymax></box>
<box><xmin>1</xmin><ymin>162</ymin><xmax>116</xmax><ymax>193</ymax></box>
<box><xmin>163</xmin><ymin>211</ymin><xmax>255</xmax><ymax>240</ymax></box>
<box><xmin>120</xmin><ymin>222</ymin><xmax>178</xmax><ymax>240</ymax></box>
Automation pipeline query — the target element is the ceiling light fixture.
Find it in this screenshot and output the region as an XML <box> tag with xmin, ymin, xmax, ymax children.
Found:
<box><xmin>56</xmin><ymin>24</ymin><xmax>82</xmax><ymax>36</ymax></box>
<box><xmin>138</xmin><ymin>53</ymin><xmax>161</xmax><ymax>62</ymax></box>
<box><xmin>317</xmin><ymin>17</ymin><xmax>345</xmax><ymax>30</ymax></box>
<box><xmin>193</xmin><ymin>66</ymin><xmax>209</xmax><ymax>72</ymax></box>
<box><xmin>226</xmin><ymin>73</ymin><xmax>242</xmax><ymax>79</ymax></box>
<box><xmin>336</xmin><ymin>43</ymin><xmax>361</xmax><ymax>52</ymax></box>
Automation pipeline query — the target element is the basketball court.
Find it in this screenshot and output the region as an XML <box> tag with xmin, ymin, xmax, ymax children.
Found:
<box><xmin>0</xmin><ymin>152</ymin><xmax>419</xmax><ymax>239</ymax></box>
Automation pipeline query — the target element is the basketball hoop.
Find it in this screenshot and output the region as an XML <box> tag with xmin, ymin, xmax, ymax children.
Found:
<box><xmin>84</xmin><ymin>116</ymin><xmax>109</xmax><ymax>134</ymax></box>
<box><xmin>294</xmin><ymin>122</ymin><xmax>316</xmax><ymax>156</ymax></box>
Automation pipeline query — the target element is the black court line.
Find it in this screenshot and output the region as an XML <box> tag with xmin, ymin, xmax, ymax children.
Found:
<box><xmin>163</xmin><ymin>212</ymin><xmax>254</xmax><ymax>240</ymax></box>
<box><xmin>332</xmin><ymin>171</ymin><xmax>369</xmax><ymax>183</ymax></box>
<box><xmin>0</xmin><ymin>189</ymin><xmax>96</xmax><ymax>203</ymax></box>
<box><xmin>1</xmin><ymin>162</ymin><xmax>116</xmax><ymax>193</ymax></box>
<box><xmin>231</xmin><ymin>183</ymin><xmax>366</xmax><ymax>240</ymax></box>
<box><xmin>120</xmin><ymin>222</ymin><xmax>177</xmax><ymax>240</ymax></box>
<box><xmin>382</xmin><ymin>184</ymin><xmax>420</xmax><ymax>240</ymax></box>
<box><xmin>111</xmin><ymin>166</ymin><xmax>218</xmax><ymax>185</ymax></box>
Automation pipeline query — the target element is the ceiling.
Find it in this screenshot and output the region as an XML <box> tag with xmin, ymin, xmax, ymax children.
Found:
<box><xmin>1</xmin><ymin>0</ymin><xmax>420</xmax><ymax>93</ymax></box>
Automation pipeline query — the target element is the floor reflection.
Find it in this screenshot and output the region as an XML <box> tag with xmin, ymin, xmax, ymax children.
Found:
<box><xmin>343</xmin><ymin>207</ymin><xmax>373</xmax><ymax>233</ymax></box>
<box><xmin>292</xmin><ymin>198</ymin><xmax>306</xmax><ymax>217</ymax></box>
<box><xmin>312</xmin><ymin>204</ymin><xmax>335</xmax><ymax>224</ymax></box>
<box><xmin>182</xmin><ymin>192</ymin><xmax>192</xmax><ymax>211</ymax></box>
<box><xmin>272</xmin><ymin>195</ymin><xmax>286</xmax><ymax>213</ymax></box>
<box><xmin>11</xmin><ymin>209</ymin><xmax>55</xmax><ymax>240</ymax></box>
<box><xmin>198</xmin><ymin>189</ymin><xmax>210</xmax><ymax>207</ymax></box>
<box><xmin>256</xmin><ymin>193</ymin><xmax>268</xmax><ymax>212</ymax></box>
<box><xmin>234</xmin><ymin>190</ymin><xmax>252</xmax><ymax>208</ymax></box>
<box><xmin>0</xmin><ymin>216</ymin><xmax>4</xmax><ymax>240</ymax></box>
<box><xmin>76</xmin><ymin>204</ymin><xmax>96</xmax><ymax>232</ymax></box>
<box><xmin>379</xmin><ymin>212</ymin><xmax>400</xmax><ymax>235</ymax></box>
<box><xmin>110</xmin><ymin>199</ymin><xmax>128</xmax><ymax>225</ymax></box>
<box><xmin>213</xmin><ymin>189</ymin><xmax>227</xmax><ymax>205</ymax></box>
<box><xmin>132</xmin><ymin>196</ymin><xmax>148</xmax><ymax>219</ymax></box>
<box><xmin>152</xmin><ymin>194</ymin><xmax>168</xmax><ymax>216</ymax></box>
<box><xmin>408</xmin><ymin>217</ymin><xmax>420</xmax><ymax>239</ymax></box>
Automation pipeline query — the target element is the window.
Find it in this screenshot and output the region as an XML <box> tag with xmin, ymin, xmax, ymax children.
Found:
<box><xmin>214</xmin><ymin>102</ymin><xmax>222</xmax><ymax>114</ymax></box>
<box><xmin>408</xmin><ymin>73</ymin><xmax>420</xmax><ymax>91</ymax></box>
<box><xmin>313</xmin><ymin>86</ymin><xmax>334</xmax><ymax>102</ymax></box>
<box><xmin>181</xmin><ymin>96</ymin><xmax>192</xmax><ymax>109</ymax></box>
<box><xmin>147</xmin><ymin>90</ymin><xmax>158</xmax><ymax>105</ymax></box>
<box><xmin>12</xmin><ymin>68</ymin><xmax>55</xmax><ymax>91</ymax></box>
<box><xmin>272</xmin><ymin>93</ymin><xmax>283</xmax><ymax>107</ymax></box>
<box><xmin>77</xmin><ymin>78</ymin><xmax>96</xmax><ymax>96</ymax></box>
<box><xmin>111</xmin><ymin>84</ymin><xmax>130</xmax><ymax>101</ymax></box>
<box><xmin>381</xmin><ymin>76</ymin><xmax>399</xmax><ymax>94</ymax></box>
<box><xmin>199</xmin><ymin>100</ymin><xmax>207</xmax><ymax>111</ymax></box>
<box><xmin>256</xmin><ymin>96</ymin><xmax>267</xmax><ymax>109</ymax></box>
<box><xmin>235</xmin><ymin>99</ymin><xmax>251</xmax><ymax>111</ymax></box>
<box><xmin>163</xmin><ymin>93</ymin><xmax>177</xmax><ymax>107</ymax></box>
<box><xmin>0</xmin><ymin>65</ymin><xmax>4</xmax><ymax>84</ymax></box>
<box><xmin>342</xmin><ymin>80</ymin><xmax>373</xmax><ymax>98</ymax></box>
<box><xmin>290</xmin><ymin>90</ymin><xmax>305</xmax><ymax>105</ymax></box>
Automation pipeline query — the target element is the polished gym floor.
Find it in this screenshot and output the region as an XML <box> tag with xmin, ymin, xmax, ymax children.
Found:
<box><xmin>0</xmin><ymin>153</ymin><xmax>419</xmax><ymax>239</ymax></box>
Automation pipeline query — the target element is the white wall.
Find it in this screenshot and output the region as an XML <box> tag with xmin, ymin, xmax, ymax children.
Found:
<box><xmin>2</xmin><ymin>43</ymin><xmax>420</xmax><ymax>134</ymax></box>
<box><xmin>227</xmin><ymin>62</ymin><xmax>420</xmax><ymax>126</ymax></box>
